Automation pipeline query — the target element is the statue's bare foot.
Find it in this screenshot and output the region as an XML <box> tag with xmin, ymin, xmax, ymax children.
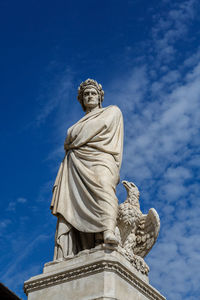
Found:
<box><xmin>103</xmin><ymin>230</ymin><xmax>118</xmax><ymax>245</ymax></box>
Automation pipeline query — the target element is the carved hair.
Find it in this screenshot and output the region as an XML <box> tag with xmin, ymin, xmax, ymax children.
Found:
<box><xmin>77</xmin><ymin>78</ymin><xmax>104</xmax><ymax>111</ymax></box>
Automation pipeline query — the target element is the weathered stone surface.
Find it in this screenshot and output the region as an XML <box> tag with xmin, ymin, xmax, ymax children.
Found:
<box><xmin>24</xmin><ymin>247</ymin><xmax>165</xmax><ymax>300</ymax></box>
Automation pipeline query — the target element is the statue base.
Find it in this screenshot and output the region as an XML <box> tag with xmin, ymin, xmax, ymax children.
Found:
<box><xmin>24</xmin><ymin>245</ymin><xmax>165</xmax><ymax>300</ymax></box>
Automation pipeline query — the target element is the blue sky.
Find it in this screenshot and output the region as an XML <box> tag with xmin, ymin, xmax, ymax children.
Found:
<box><xmin>1</xmin><ymin>0</ymin><xmax>200</xmax><ymax>299</ymax></box>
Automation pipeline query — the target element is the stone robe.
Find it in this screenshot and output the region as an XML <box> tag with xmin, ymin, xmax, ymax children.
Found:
<box><xmin>51</xmin><ymin>105</ymin><xmax>123</xmax><ymax>257</ymax></box>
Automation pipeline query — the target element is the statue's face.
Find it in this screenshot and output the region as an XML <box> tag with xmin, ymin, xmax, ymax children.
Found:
<box><xmin>83</xmin><ymin>87</ymin><xmax>99</xmax><ymax>110</ymax></box>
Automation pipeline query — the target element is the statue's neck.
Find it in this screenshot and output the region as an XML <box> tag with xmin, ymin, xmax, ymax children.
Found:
<box><xmin>85</xmin><ymin>106</ymin><xmax>101</xmax><ymax>114</ymax></box>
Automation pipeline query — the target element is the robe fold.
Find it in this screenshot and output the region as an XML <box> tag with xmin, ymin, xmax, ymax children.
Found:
<box><xmin>51</xmin><ymin>105</ymin><xmax>123</xmax><ymax>233</ymax></box>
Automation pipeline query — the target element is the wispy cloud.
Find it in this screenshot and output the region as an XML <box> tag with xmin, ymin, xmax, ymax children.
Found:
<box><xmin>2</xmin><ymin>234</ymin><xmax>49</xmax><ymax>280</ymax></box>
<box><xmin>0</xmin><ymin>219</ymin><xmax>11</xmax><ymax>230</ymax></box>
<box><xmin>35</xmin><ymin>67</ymin><xmax>74</xmax><ymax>127</ymax></box>
<box><xmin>1</xmin><ymin>234</ymin><xmax>50</xmax><ymax>299</ymax></box>
<box><xmin>151</xmin><ymin>0</ymin><xmax>197</xmax><ymax>64</ymax></box>
<box><xmin>6</xmin><ymin>197</ymin><xmax>27</xmax><ymax>211</ymax></box>
<box><xmin>17</xmin><ymin>197</ymin><xmax>27</xmax><ymax>204</ymax></box>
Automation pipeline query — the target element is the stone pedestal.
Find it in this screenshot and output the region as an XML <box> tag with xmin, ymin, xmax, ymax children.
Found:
<box><xmin>24</xmin><ymin>245</ymin><xmax>165</xmax><ymax>300</ymax></box>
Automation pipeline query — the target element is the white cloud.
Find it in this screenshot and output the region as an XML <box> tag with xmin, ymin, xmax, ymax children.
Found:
<box><xmin>17</xmin><ymin>197</ymin><xmax>27</xmax><ymax>203</ymax></box>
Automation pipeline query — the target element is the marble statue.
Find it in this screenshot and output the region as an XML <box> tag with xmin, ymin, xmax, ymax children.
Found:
<box><xmin>50</xmin><ymin>79</ymin><xmax>160</xmax><ymax>271</ymax></box>
<box><xmin>51</xmin><ymin>79</ymin><xmax>124</xmax><ymax>260</ymax></box>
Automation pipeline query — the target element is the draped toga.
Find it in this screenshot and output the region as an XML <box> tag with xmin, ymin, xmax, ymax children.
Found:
<box><xmin>50</xmin><ymin>105</ymin><xmax>123</xmax><ymax>235</ymax></box>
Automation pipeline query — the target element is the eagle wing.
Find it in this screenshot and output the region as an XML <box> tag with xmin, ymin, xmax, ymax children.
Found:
<box><xmin>133</xmin><ymin>208</ymin><xmax>160</xmax><ymax>258</ymax></box>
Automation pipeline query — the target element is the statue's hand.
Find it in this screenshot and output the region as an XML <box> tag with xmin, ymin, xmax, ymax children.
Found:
<box><xmin>64</xmin><ymin>133</ymin><xmax>73</xmax><ymax>152</ymax></box>
<box><xmin>64</xmin><ymin>134</ymin><xmax>71</xmax><ymax>152</ymax></box>
<box><xmin>64</xmin><ymin>141</ymin><xmax>70</xmax><ymax>151</ymax></box>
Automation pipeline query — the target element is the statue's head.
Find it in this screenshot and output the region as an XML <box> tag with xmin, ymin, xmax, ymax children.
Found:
<box><xmin>77</xmin><ymin>79</ymin><xmax>104</xmax><ymax>111</ymax></box>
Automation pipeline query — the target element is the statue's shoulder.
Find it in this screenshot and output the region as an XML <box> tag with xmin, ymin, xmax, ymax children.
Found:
<box><xmin>105</xmin><ymin>105</ymin><xmax>122</xmax><ymax>116</ymax></box>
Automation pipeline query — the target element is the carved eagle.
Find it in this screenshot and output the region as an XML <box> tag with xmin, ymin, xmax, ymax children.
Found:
<box><xmin>117</xmin><ymin>180</ymin><xmax>160</xmax><ymax>258</ymax></box>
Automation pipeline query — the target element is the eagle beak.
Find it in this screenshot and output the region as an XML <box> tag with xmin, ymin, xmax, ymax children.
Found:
<box><xmin>122</xmin><ymin>180</ymin><xmax>127</xmax><ymax>186</ymax></box>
